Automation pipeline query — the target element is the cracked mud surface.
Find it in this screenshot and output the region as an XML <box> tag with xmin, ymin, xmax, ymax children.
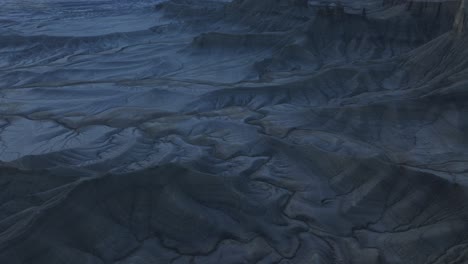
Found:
<box><xmin>1</xmin><ymin>0</ymin><xmax>468</xmax><ymax>263</ymax></box>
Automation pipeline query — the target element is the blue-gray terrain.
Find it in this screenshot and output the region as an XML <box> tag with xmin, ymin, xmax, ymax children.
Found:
<box><xmin>0</xmin><ymin>0</ymin><xmax>468</xmax><ymax>263</ymax></box>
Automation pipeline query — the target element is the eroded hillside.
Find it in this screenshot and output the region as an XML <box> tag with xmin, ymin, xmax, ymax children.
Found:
<box><xmin>0</xmin><ymin>0</ymin><xmax>467</xmax><ymax>263</ymax></box>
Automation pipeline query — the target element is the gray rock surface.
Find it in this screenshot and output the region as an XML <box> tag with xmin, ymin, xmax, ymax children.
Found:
<box><xmin>0</xmin><ymin>0</ymin><xmax>468</xmax><ymax>263</ymax></box>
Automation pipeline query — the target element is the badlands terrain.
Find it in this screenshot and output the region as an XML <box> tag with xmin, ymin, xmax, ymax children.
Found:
<box><xmin>0</xmin><ymin>0</ymin><xmax>468</xmax><ymax>263</ymax></box>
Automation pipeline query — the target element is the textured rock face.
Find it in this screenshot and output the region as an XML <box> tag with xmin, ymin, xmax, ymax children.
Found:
<box><xmin>1</xmin><ymin>0</ymin><xmax>468</xmax><ymax>263</ymax></box>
